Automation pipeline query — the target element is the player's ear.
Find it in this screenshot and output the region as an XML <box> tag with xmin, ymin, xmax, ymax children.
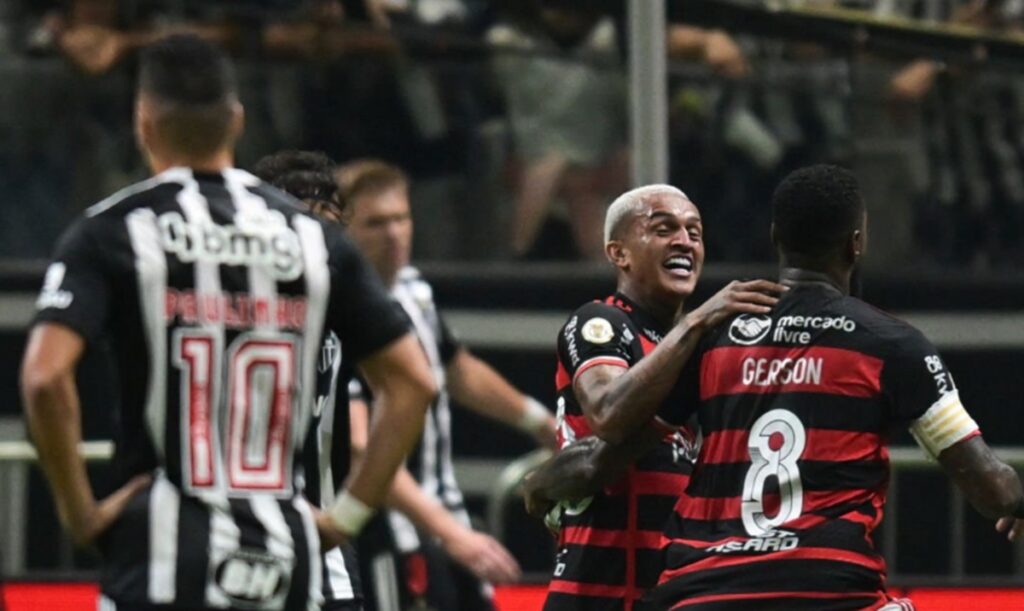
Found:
<box><xmin>606</xmin><ymin>240</ymin><xmax>628</xmax><ymax>270</ymax></box>
<box><xmin>849</xmin><ymin>211</ymin><xmax>867</xmax><ymax>262</ymax></box>
<box><xmin>227</xmin><ymin>98</ymin><xmax>245</xmax><ymax>147</ymax></box>
<box><xmin>134</xmin><ymin>94</ymin><xmax>157</xmax><ymax>161</ymax></box>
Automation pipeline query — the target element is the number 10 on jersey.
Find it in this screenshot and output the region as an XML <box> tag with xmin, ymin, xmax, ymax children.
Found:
<box><xmin>173</xmin><ymin>328</ymin><xmax>300</xmax><ymax>494</ymax></box>
<box><xmin>741</xmin><ymin>409</ymin><xmax>807</xmax><ymax>537</ymax></box>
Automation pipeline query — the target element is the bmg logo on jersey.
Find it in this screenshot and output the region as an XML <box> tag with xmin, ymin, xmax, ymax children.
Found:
<box><xmin>213</xmin><ymin>549</ymin><xmax>290</xmax><ymax>609</ymax></box>
<box><xmin>158</xmin><ymin>211</ymin><xmax>304</xmax><ymax>281</ymax></box>
<box><xmin>729</xmin><ymin>314</ymin><xmax>773</xmax><ymax>345</ymax></box>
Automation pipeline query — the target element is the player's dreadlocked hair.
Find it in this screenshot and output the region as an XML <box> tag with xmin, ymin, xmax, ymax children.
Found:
<box><xmin>251</xmin><ymin>150</ymin><xmax>346</xmax><ymax>223</ymax></box>
<box><xmin>771</xmin><ymin>164</ymin><xmax>865</xmax><ymax>258</ymax></box>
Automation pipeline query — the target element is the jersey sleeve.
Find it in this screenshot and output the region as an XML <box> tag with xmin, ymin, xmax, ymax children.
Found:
<box><xmin>557</xmin><ymin>302</ymin><xmax>637</xmax><ymax>383</ymax></box>
<box><xmin>436</xmin><ymin>312</ymin><xmax>462</xmax><ymax>365</ymax></box>
<box><xmin>32</xmin><ymin>217</ymin><xmax>111</xmax><ymax>343</ymax></box>
<box><xmin>324</xmin><ymin>228</ymin><xmax>410</xmax><ymax>363</ymax></box>
<box><xmin>881</xmin><ymin>326</ymin><xmax>980</xmax><ymax>455</ymax></box>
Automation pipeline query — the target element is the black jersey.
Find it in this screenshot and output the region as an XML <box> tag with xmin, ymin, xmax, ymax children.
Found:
<box><xmin>651</xmin><ymin>282</ymin><xmax>978</xmax><ymax>611</ymax></box>
<box><xmin>307</xmin><ymin>330</ymin><xmax>363</xmax><ymax>605</ymax></box>
<box><xmin>33</xmin><ymin>167</ymin><xmax>408</xmax><ymax>611</ymax></box>
<box><xmin>545</xmin><ymin>294</ymin><xmax>697</xmax><ymax>611</ymax></box>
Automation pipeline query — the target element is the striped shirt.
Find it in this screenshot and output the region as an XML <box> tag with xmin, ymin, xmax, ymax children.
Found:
<box><xmin>350</xmin><ymin>266</ymin><xmax>467</xmax><ymax>553</ymax></box>
<box><xmin>650</xmin><ymin>282</ymin><xmax>978</xmax><ymax>610</ymax></box>
<box><xmin>33</xmin><ymin>167</ymin><xmax>408</xmax><ymax>610</ymax></box>
<box><xmin>545</xmin><ymin>294</ymin><xmax>697</xmax><ymax>611</ymax></box>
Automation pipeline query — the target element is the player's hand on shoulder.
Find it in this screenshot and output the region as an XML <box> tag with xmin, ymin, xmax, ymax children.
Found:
<box><xmin>685</xmin><ymin>279</ymin><xmax>787</xmax><ymax>330</ymax></box>
<box><xmin>71</xmin><ymin>473</ymin><xmax>151</xmax><ymax>547</ymax></box>
<box><xmin>442</xmin><ymin>526</ymin><xmax>521</xmax><ymax>584</ymax></box>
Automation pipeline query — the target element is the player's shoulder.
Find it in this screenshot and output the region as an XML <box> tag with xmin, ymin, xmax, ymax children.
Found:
<box><xmin>394</xmin><ymin>265</ymin><xmax>434</xmax><ymax>298</ymax></box>
<box><xmin>562</xmin><ymin>298</ymin><xmax>635</xmax><ymax>341</ymax></box>
<box><xmin>85</xmin><ymin>170</ymin><xmax>188</xmax><ymax>219</ymax></box>
<box><xmin>229</xmin><ymin>169</ymin><xmax>307</xmax><ymax>215</ymax></box>
<box><xmin>841</xmin><ymin>296</ymin><xmax>933</xmax><ymax>356</ymax></box>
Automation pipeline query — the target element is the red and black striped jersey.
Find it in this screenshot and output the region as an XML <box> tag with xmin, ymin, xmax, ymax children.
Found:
<box><xmin>651</xmin><ymin>282</ymin><xmax>978</xmax><ymax>611</ymax></box>
<box><xmin>546</xmin><ymin>293</ymin><xmax>697</xmax><ymax>611</ymax></box>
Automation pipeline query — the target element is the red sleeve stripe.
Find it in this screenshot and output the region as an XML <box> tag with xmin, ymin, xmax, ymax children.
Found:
<box><xmin>559</xmin><ymin>413</ymin><xmax>593</xmax><ymax>441</ymax></box>
<box><xmin>556</xmin><ymin>359</ymin><xmax>571</xmax><ymax>391</ymax></box>
<box><xmin>561</xmin><ymin>525</ymin><xmax>663</xmax><ymax>550</ymax></box>
<box><xmin>674</xmin><ymin>488</ymin><xmax>879</xmax><ymax>521</ymax></box>
<box><xmin>547</xmin><ymin>580</ymin><xmax>635</xmax><ymax>600</ymax></box>
<box><xmin>700</xmin><ymin>346</ymin><xmax>883</xmax><ymax>401</ymax></box>
<box><xmin>659</xmin><ymin>546</ymin><xmax>886</xmax><ymax>582</ymax></box>
<box><xmin>631</xmin><ymin>471</ymin><xmax>690</xmax><ymax>497</ymax></box>
<box><xmin>573</xmin><ymin>356</ymin><xmax>630</xmax><ymax>382</ymax></box>
<box><xmin>699</xmin><ymin>428</ymin><xmax>886</xmax><ymax>465</ymax></box>
<box><xmin>669</xmin><ymin>589</ymin><xmax>887</xmax><ymax>610</ymax></box>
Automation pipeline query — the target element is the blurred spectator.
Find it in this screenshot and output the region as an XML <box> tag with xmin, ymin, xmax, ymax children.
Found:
<box><xmin>885</xmin><ymin>0</ymin><xmax>1024</xmax><ymax>266</ymax></box>
<box><xmin>488</xmin><ymin>2</ymin><xmax>628</xmax><ymax>260</ymax></box>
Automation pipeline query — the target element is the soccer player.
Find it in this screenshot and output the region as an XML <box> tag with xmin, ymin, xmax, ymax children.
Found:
<box><xmin>648</xmin><ymin>165</ymin><xmax>1024</xmax><ymax>609</ymax></box>
<box><xmin>20</xmin><ymin>36</ymin><xmax>435</xmax><ymax>611</ymax></box>
<box><xmin>336</xmin><ymin>160</ymin><xmax>555</xmax><ymax>611</ymax></box>
<box><xmin>251</xmin><ymin>149</ymin><xmax>364</xmax><ymax>609</ymax></box>
<box><xmin>524</xmin><ymin>184</ymin><xmax>784</xmax><ymax>611</ymax></box>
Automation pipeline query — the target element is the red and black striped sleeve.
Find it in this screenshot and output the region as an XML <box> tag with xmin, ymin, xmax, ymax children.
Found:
<box><xmin>557</xmin><ymin>302</ymin><xmax>637</xmax><ymax>384</ymax></box>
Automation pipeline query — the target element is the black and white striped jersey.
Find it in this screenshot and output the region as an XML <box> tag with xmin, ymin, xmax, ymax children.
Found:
<box><xmin>307</xmin><ymin>330</ymin><xmax>362</xmax><ymax>605</ymax></box>
<box><xmin>33</xmin><ymin>167</ymin><xmax>408</xmax><ymax>611</ymax></box>
<box><xmin>351</xmin><ymin>267</ymin><xmax>466</xmax><ymax>553</ymax></box>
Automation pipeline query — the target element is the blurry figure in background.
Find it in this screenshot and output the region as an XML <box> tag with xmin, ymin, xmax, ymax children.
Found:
<box><xmin>253</xmin><ymin>149</ymin><xmax>364</xmax><ymax>610</ymax></box>
<box><xmin>886</xmin><ymin>0</ymin><xmax>1024</xmax><ymax>266</ymax></box>
<box><xmin>488</xmin><ymin>0</ymin><xmax>629</xmax><ymax>260</ymax></box>
<box><xmin>337</xmin><ymin>159</ymin><xmax>557</xmax><ymax>611</ymax></box>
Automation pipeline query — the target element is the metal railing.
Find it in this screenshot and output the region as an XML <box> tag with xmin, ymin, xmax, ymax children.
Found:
<box><xmin>2</xmin><ymin>437</ymin><xmax>1023</xmax><ymax>582</ymax></box>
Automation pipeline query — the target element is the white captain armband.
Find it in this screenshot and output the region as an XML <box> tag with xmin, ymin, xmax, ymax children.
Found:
<box><xmin>328</xmin><ymin>489</ymin><xmax>375</xmax><ymax>536</ymax></box>
<box><xmin>908</xmin><ymin>390</ymin><xmax>980</xmax><ymax>459</ymax></box>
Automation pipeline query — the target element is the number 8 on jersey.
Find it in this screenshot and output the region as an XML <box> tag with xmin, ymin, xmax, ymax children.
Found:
<box><xmin>741</xmin><ymin>409</ymin><xmax>807</xmax><ymax>537</ymax></box>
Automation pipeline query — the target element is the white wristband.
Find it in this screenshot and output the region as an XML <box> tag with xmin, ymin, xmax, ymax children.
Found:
<box><xmin>328</xmin><ymin>490</ymin><xmax>375</xmax><ymax>536</ymax></box>
<box><xmin>517</xmin><ymin>397</ymin><xmax>550</xmax><ymax>433</ymax></box>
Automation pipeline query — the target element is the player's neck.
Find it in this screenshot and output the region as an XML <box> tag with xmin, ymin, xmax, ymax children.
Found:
<box><xmin>616</xmin><ymin>284</ymin><xmax>681</xmax><ymax>328</ymax></box>
<box><xmin>778</xmin><ymin>266</ymin><xmax>849</xmax><ymax>295</ymax></box>
<box><xmin>148</xmin><ymin>150</ymin><xmax>235</xmax><ymax>176</ymax></box>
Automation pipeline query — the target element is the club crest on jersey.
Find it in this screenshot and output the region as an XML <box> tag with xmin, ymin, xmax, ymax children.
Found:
<box><xmin>319</xmin><ymin>335</ymin><xmax>340</xmax><ymax>374</ymax></box>
<box><xmin>213</xmin><ymin>549</ymin><xmax>290</xmax><ymax>609</ymax></box>
<box><xmin>728</xmin><ymin>314</ymin><xmax>773</xmax><ymax>345</ymax></box>
<box><xmin>581</xmin><ymin>317</ymin><xmax>615</xmax><ymax>344</ymax></box>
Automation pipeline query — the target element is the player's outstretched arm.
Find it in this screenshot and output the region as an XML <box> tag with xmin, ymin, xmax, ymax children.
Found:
<box><xmin>446</xmin><ymin>348</ymin><xmax>557</xmax><ymax>448</ymax></box>
<box><xmin>327</xmin><ymin>334</ymin><xmax>437</xmax><ymax>538</ymax></box>
<box><xmin>348</xmin><ymin>390</ymin><xmax>520</xmax><ymax>581</ymax></box>
<box><xmin>348</xmin><ymin>394</ymin><xmax>521</xmax><ymax>583</ymax></box>
<box><xmin>523</xmin><ymin>423</ymin><xmax>666</xmax><ymax>519</ymax></box>
<box><xmin>583</xmin><ymin>280</ymin><xmax>784</xmax><ymax>444</ymax></box>
<box><xmin>388</xmin><ymin>467</ymin><xmax>521</xmax><ymax>583</ymax></box>
<box><xmin>21</xmin><ymin>323</ymin><xmax>150</xmax><ymax>546</ymax></box>
<box><xmin>937</xmin><ymin>436</ymin><xmax>1024</xmax><ymax>537</ymax></box>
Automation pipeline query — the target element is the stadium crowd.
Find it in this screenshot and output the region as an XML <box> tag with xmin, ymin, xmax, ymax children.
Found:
<box><xmin>2</xmin><ymin>0</ymin><xmax>1024</xmax><ymax>265</ymax></box>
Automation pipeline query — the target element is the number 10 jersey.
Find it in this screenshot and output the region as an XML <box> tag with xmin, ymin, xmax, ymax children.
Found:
<box><xmin>33</xmin><ymin>167</ymin><xmax>409</xmax><ymax>611</ymax></box>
